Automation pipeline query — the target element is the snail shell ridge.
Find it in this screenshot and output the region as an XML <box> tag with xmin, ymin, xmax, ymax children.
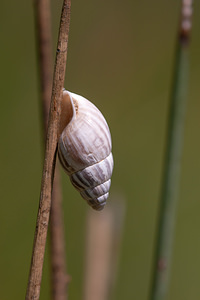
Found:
<box><xmin>58</xmin><ymin>90</ymin><xmax>114</xmax><ymax>210</ymax></box>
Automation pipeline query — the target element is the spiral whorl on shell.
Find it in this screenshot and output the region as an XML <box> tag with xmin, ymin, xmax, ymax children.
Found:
<box><xmin>58</xmin><ymin>90</ymin><xmax>114</xmax><ymax>210</ymax></box>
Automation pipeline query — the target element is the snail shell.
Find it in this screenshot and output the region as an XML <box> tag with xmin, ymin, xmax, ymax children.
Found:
<box><xmin>58</xmin><ymin>90</ymin><xmax>114</xmax><ymax>211</ymax></box>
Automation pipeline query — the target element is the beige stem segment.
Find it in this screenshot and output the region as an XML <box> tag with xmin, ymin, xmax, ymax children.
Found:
<box><xmin>83</xmin><ymin>199</ymin><xmax>125</xmax><ymax>300</ymax></box>
<box><xmin>83</xmin><ymin>209</ymin><xmax>114</xmax><ymax>300</ymax></box>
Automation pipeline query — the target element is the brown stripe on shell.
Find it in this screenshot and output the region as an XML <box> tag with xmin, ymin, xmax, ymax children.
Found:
<box><xmin>70</xmin><ymin>95</ymin><xmax>111</xmax><ymax>152</ymax></box>
<box><xmin>80</xmin><ymin>179</ymin><xmax>111</xmax><ymax>201</ymax></box>
<box><xmin>73</xmin><ymin>115</ymin><xmax>111</xmax><ymax>157</ymax></box>
<box><xmin>79</xmin><ymin>101</ymin><xmax>111</xmax><ymax>135</ymax></box>
<box><xmin>87</xmin><ymin>113</ymin><xmax>112</xmax><ymax>153</ymax></box>
<box><xmin>59</xmin><ymin>117</ymin><xmax>111</xmax><ymax>172</ymax></box>
<box><xmin>70</xmin><ymin>153</ymin><xmax>113</xmax><ymax>189</ymax></box>
<box><xmin>74</xmin><ymin>129</ymin><xmax>109</xmax><ymax>167</ymax></box>
<box><xmin>78</xmin><ymin>102</ymin><xmax>112</xmax><ymax>150</ymax></box>
<box><xmin>70</xmin><ymin>167</ymin><xmax>95</xmax><ymax>189</ymax></box>
<box><xmin>58</xmin><ymin>139</ymin><xmax>76</xmax><ymax>174</ymax></box>
<box><xmin>86</xmin><ymin>199</ymin><xmax>106</xmax><ymax>211</ymax></box>
<box><xmin>84</xmin><ymin>192</ymin><xmax>108</xmax><ymax>210</ymax></box>
<box><xmin>59</xmin><ymin>129</ymin><xmax>92</xmax><ymax>173</ymax></box>
<box><xmin>96</xmin><ymin>192</ymin><xmax>109</xmax><ymax>204</ymax></box>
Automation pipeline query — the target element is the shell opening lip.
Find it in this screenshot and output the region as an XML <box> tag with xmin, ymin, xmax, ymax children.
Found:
<box><xmin>59</xmin><ymin>90</ymin><xmax>76</xmax><ymax>136</ymax></box>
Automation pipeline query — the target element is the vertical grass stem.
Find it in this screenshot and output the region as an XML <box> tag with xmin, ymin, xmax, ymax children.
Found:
<box><xmin>150</xmin><ymin>1</ymin><xmax>193</xmax><ymax>299</ymax></box>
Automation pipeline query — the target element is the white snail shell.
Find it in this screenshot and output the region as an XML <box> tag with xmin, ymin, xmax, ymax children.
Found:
<box><xmin>58</xmin><ymin>90</ymin><xmax>114</xmax><ymax>211</ymax></box>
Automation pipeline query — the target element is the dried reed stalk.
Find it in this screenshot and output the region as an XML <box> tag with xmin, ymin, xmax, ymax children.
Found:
<box><xmin>25</xmin><ymin>1</ymin><xmax>71</xmax><ymax>299</ymax></box>
<box><xmin>50</xmin><ymin>168</ymin><xmax>70</xmax><ymax>300</ymax></box>
<box><xmin>149</xmin><ymin>1</ymin><xmax>193</xmax><ymax>299</ymax></box>
<box><xmin>33</xmin><ymin>0</ymin><xmax>53</xmax><ymax>133</ymax></box>
<box><xmin>33</xmin><ymin>0</ymin><xmax>70</xmax><ymax>298</ymax></box>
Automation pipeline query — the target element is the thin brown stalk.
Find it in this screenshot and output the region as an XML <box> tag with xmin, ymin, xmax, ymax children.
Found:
<box><xmin>50</xmin><ymin>168</ymin><xmax>71</xmax><ymax>300</ymax></box>
<box><xmin>25</xmin><ymin>1</ymin><xmax>71</xmax><ymax>300</ymax></box>
<box><xmin>33</xmin><ymin>0</ymin><xmax>70</xmax><ymax>299</ymax></box>
<box><xmin>34</xmin><ymin>0</ymin><xmax>53</xmax><ymax>133</ymax></box>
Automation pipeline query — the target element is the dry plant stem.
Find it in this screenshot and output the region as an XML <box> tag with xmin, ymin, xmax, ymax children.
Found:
<box><xmin>50</xmin><ymin>167</ymin><xmax>70</xmax><ymax>300</ymax></box>
<box><xmin>33</xmin><ymin>0</ymin><xmax>69</xmax><ymax>298</ymax></box>
<box><xmin>34</xmin><ymin>0</ymin><xmax>53</xmax><ymax>132</ymax></box>
<box><xmin>150</xmin><ymin>1</ymin><xmax>193</xmax><ymax>300</ymax></box>
<box><xmin>25</xmin><ymin>1</ymin><xmax>71</xmax><ymax>300</ymax></box>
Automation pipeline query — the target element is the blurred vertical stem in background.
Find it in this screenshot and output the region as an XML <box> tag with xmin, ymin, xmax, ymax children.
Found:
<box><xmin>150</xmin><ymin>1</ymin><xmax>193</xmax><ymax>300</ymax></box>
<box><xmin>83</xmin><ymin>199</ymin><xmax>125</xmax><ymax>300</ymax></box>
<box><xmin>33</xmin><ymin>0</ymin><xmax>52</xmax><ymax>133</ymax></box>
<box><xmin>33</xmin><ymin>0</ymin><xmax>70</xmax><ymax>299</ymax></box>
<box><xmin>25</xmin><ymin>1</ymin><xmax>71</xmax><ymax>300</ymax></box>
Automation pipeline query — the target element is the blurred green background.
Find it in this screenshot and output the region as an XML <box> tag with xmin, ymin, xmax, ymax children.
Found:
<box><xmin>1</xmin><ymin>0</ymin><xmax>200</xmax><ymax>299</ymax></box>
